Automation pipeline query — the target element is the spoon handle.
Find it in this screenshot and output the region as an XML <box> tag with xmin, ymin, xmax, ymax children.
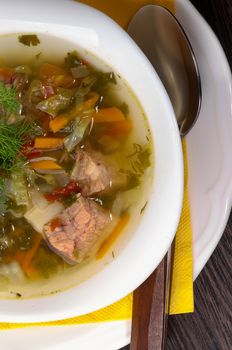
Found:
<box><xmin>130</xmin><ymin>251</ymin><xmax>172</xmax><ymax>350</ymax></box>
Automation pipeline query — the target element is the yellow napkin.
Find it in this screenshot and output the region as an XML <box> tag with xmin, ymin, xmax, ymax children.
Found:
<box><xmin>169</xmin><ymin>140</ymin><xmax>194</xmax><ymax>314</ymax></box>
<box><xmin>0</xmin><ymin>0</ymin><xmax>193</xmax><ymax>330</ymax></box>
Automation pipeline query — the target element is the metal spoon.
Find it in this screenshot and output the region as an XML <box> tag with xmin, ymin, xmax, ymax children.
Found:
<box><xmin>128</xmin><ymin>4</ymin><xmax>201</xmax><ymax>136</ymax></box>
<box><xmin>127</xmin><ymin>5</ymin><xmax>201</xmax><ymax>349</ymax></box>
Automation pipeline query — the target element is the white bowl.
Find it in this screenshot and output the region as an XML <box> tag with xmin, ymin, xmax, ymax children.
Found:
<box><xmin>0</xmin><ymin>0</ymin><xmax>183</xmax><ymax>322</ymax></box>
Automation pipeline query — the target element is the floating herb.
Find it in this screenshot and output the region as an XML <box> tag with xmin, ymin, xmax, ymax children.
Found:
<box><xmin>0</xmin><ymin>177</ymin><xmax>6</xmax><ymax>213</ymax></box>
<box><xmin>127</xmin><ymin>143</ymin><xmax>143</xmax><ymax>158</ymax></box>
<box><xmin>140</xmin><ymin>202</ymin><xmax>148</xmax><ymax>214</ymax></box>
<box><xmin>119</xmin><ymin>169</ymin><xmax>140</xmax><ymax>189</ymax></box>
<box><xmin>35</xmin><ymin>52</ymin><xmax>42</xmax><ymax>60</ymax></box>
<box><xmin>18</xmin><ymin>34</ymin><xmax>40</xmax><ymax>47</ymax></box>
<box><xmin>65</xmin><ymin>51</ymin><xmax>83</xmax><ymax>68</ymax></box>
<box><xmin>0</xmin><ymin>81</ymin><xmax>20</xmax><ymax>115</ymax></box>
<box><xmin>0</xmin><ymin>121</ymin><xmax>34</xmax><ymax>172</ymax></box>
<box><xmin>93</xmin><ymin>71</ymin><xmax>117</xmax><ymax>93</ymax></box>
<box><xmin>119</xmin><ymin>102</ymin><xmax>129</xmax><ymax>116</ymax></box>
<box><xmin>127</xmin><ymin>143</ymin><xmax>151</xmax><ymax>175</ymax></box>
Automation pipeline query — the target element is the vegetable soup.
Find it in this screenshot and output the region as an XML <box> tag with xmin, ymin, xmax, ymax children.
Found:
<box><xmin>0</xmin><ymin>34</ymin><xmax>153</xmax><ymax>298</ymax></box>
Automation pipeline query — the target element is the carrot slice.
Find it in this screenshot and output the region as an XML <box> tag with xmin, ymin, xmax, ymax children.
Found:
<box><xmin>83</xmin><ymin>92</ymin><xmax>99</xmax><ymax>109</ymax></box>
<box><xmin>93</xmin><ymin>107</ymin><xmax>125</xmax><ymax>123</ymax></box>
<box><xmin>30</xmin><ymin>160</ymin><xmax>62</xmax><ymax>170</ymax></box>
<box><xmin>39</xmin><ymin>63</ymin><xmax>75</xmax><ymax>88</ymax></box>
<box><xmin>21</xmin><ymin>234</ymin><xmax>42</xmax><ymax>273</ymax></box>
<box><xmin>97</xmin><ymin>213</ymin><xmax>130</xmax><ymax>259</ymax></box>
<box><xmin>49</xmin><ymin>115</ymin><xmax>70</xmax><ymax>133</ymax></box>
<box><xmin>14</xmin><ymin>250</ymin><xmax>26</xmax><ymax>266</ymax></box>
<box><xmin>34</xmin><ymin>137</ymin><xmax>64</xmax><ymax>149</ymax></box>
<box><xmin>24</xmin><ymin>265</ymin><xmax>39</xmax><ymax>279</ymax></box>
<box><xmin>49</xmin><ymin>92</ymin><xmax>99</xmax><ymax>133</ymax></box>
<box><xmin>40</xmin><ymin>63</ymin><xmax>67</xmax><ymax>79</ymax></box>
<box><xmin>106</xmin><ymin>120</ymin><xmax>132</xmax><ymax>138</ymax></box>
<box><xmin>14</xmin><ymin>234</ymin><xmax>42</xmax><ymax>278</ymax></box>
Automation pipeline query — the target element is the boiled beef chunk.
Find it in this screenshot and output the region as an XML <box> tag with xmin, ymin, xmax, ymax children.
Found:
<box><xmin>71</xmin><ymin>148</ymin><xmax>126</xmax><ymax>196</ymax></box>
<box><xmin>44</xmin><ymin>196</ymin><xmax>111</xmax><ymax>264</ymax></box>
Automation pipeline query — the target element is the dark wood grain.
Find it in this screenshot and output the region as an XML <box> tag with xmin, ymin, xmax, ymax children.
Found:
<box><xmin>130</xmin><ymin>258</ymin><xmax>167</xmax><ymax>350</ymax></box>
<box><xmin>121</xmin><ymin>1</ymin><xmax>232</xmax><ymax>349</ymax></box>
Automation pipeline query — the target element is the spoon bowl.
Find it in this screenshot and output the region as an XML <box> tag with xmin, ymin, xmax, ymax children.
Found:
<box><xmin>128</xmin><ymin>4</ymin><xmax>201</xmax><ymax>135</ymax></box>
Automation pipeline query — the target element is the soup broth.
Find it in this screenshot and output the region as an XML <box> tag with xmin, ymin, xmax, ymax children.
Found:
<box><xmin>0</xmin><ymin>34</ymin><xmax>153</xmax><ymax>298</ymax></box>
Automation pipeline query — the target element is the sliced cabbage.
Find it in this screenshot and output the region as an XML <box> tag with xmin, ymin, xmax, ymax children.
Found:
<box><xmin>36</xmin><ymin>89</ymin><xmax>74</xmax><ymax>117</ymax></box>
<box><xmin>0</xmin><ymin>261</ymin><xmax>25</xmax><ymax>284</ymax></box>
<box><xmin>28</xmin><ymin>79</ymin><xmax>42</xmax><ymax>103</ymax></box>
<box><xmin>10</xmin><ymin>171</ymin><xmax>29</xmax><ymax>207</ymax></box>
<box><xmin>76</xmin><ymin>76</ymin><xmax>97</xmax><ymax>98</ymax></box>
<box><xmin>71</xmin><ymin>65</ymin><xmax>89</xmax><ymax>78</ymax></box>
<box><xmin>64</xmin><ymin>117</ymin><xmax>91</xmax><ymax>152</ymax></box>
<box><xmin>29</xmin><ymin>189</ymin><xmax>49</xmax><ymax>209</ymax></box>
<box><xmin>24</xmin><ymin>201</ymin><xmax>64</xmax><ymax>233</ymax></box>
<box><xmin>36</xmin><ymin>174</ymin><xmax>58</xmax><ymax>186</ymax></box>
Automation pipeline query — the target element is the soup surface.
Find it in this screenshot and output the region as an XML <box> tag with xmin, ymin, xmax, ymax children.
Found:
<box><xmin>0</xmin><ymin>34</ymin><xmax>153</xmax><ymax>298</ymax></box>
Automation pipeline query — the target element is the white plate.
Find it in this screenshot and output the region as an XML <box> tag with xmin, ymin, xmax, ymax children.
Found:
<box><xmin>0</xmin><ymin>0</ymin><xmax>231</xmax><ymax>348</ymax></box>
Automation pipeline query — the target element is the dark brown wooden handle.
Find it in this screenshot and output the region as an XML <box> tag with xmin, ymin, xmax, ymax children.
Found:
<box><xmin>130</xmin><ymin>256</ymin><xmax>168</xmax><ymax>350</ymax></box>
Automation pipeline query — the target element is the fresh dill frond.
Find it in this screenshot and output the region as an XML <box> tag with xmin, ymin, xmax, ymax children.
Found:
<box><xmin>121</xmin><ymin>143</ymin><xmax>151</xmax><ymax>190</ymax></box>
<box><xmin>10</xmin><ymin>157</ymin><xmax>27</xmax><ymax>172</ymax></box>
<box><xmin>0</xmin><ymin>120</ymin><xmax>33</xmax><ymax>172</ymax></box>
<box><xmin>0</xmin><ymin>177</ymin><xmax>6</xmax><ymax>212</ymax></box>
<box><xmin>127</xmin><ymin>143</ymin><xmax>151</xmax><ymax>175</ymax></box>
<box><xmin>0</xmin><ymin>177</ymin><xmax>4</xmax><ymax>190</ymax></box>
<box><xmin>0</xmin><ymin>81</ymin><xmax>20</xmax><ymax>115</ymax></box>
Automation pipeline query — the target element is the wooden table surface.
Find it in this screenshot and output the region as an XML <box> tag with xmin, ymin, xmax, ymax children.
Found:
<box><xmin>121</xmin><ymin>1</ymin><xmax>232</xmax><ymax>349</ymax></box>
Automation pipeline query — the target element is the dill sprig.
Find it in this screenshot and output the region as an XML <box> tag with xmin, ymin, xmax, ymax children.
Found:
<box><xmin>127</xmin><ymin>143</ymin><xmax>151</xmax><ymax>175</ymax></box>
<box><xmin>0</xmin><ymin>81</ymin><xmax>20</xmax><ymax>115</ymax></box>
<box><xmin>120</xmin><ymin>143</ymin><xmax>151</xmax><ymax>190</ymax></box>
<box><xmin>0</xmin><ymin>120</ymin><xmax>33</xmax><ymax>171</ymax></box>
<box><xmin>0</xmin><ymin>177</ymin><xmax>6</xmax><ymax>211</ymax></box>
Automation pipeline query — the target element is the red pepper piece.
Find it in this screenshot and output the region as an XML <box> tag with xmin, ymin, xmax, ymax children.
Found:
<box><xmin>45</xmin><ymin>181</ymin><xmax>80</xmax><ymax>202</ymax></box>
<box><xmin>50</xmin><ymin>217</ymin><xmax>62</xmax><ymax>232</ymax></box>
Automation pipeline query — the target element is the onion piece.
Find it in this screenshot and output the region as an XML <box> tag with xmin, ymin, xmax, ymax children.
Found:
<box><xmin>6</xmin><ymin>209</ymin><xmax>25</xmax><ymax>218</ymax></box>
<box><xmin>29</xmin><ymin>156</ymin><xmax>57</xmax><ymax>163</ymax></box>
<box><xmin>0</xmin><ymin>261</ymin><xmax>25</xmax><ymax>283</ymax></box>
<box><xmin>30</xmin><ymin>189</ymin><xmax>49</xmax><ymax>209</ymax></box>
<box><xmin>64</xmin><ymin>116</ymin><xmax>91</xmax><ymax>152</ymax></box>
<box><xmin>24</xmin><ymin>202</ymin><xmax>64</xmax><ymax>233</ymax></box>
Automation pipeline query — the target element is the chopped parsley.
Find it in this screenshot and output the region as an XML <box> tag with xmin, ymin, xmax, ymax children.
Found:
<box><xmin>18</xmin><ymin>34</ymin><xmax>40</xmax><ymax>47</ymax></box>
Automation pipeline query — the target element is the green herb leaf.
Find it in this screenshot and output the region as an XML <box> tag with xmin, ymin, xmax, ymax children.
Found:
<box><xmin>65</xmin><ymin>51</ymin><xmax>83</xmax><ymax>68</ymax></box>
<box><xmin>0</xmin><ymin>177</ymin><xmax>7</xmax><ymax>215</ymax></box>
<box><xmin>36</xmin><ymin>89</ymin><xmax>75</xmax><ymax>117</ymax></box>
<box><xmin>119</xmin><ymin>102</ymin><xmax>129</xmax><ymax>116</ymax></box>
<box><xmin>0</xmin><ymin>81</ymin><xmax>20</xmax><ymax>115</ymax></box>
<box><xmin>0</xmin><ymin>120</ymin><xmax>34</xmax><ymax>172</ymax></box>
<box><xmin>76</xmin><ymin>75</ymin><xmax>97</xmax><ymax>98</ymax></box>
<box><xmin>140</xmin><ymin>202</ymin><xmax>148</xmax><ymax>214</ymax></box>
<box><xmin>93</xmin><ymin>72</ymin><xmax>117</xmax><ymax>94</ymax></box>
<box><xmin>127</xmin><ymin>143</ymin><xmax>151</xmax><ymax>175</ymax></box>
<box><xmin>18</xmin><ymin>34</ymin><xmax>40</xmax><ymax>47</ymax></box>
